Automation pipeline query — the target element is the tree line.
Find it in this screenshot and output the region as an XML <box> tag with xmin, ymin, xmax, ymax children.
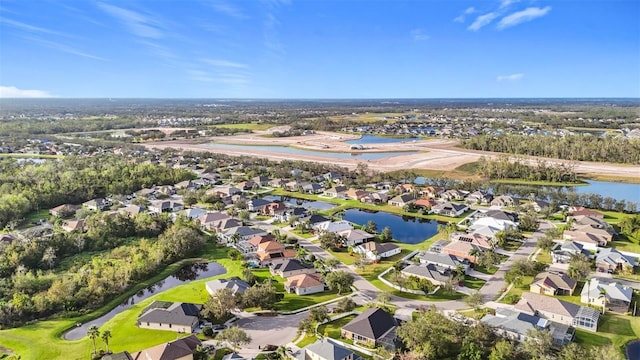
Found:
<box><xmin>476</xmin><ymin>156</ymin><xmax>578</xmax><ymax>183</ymax></box>
<box><xmin>0</xmin><ymin>156</ymin><xmax>195</xmax><ymax>229</ymax></box>
<box><xmin>462</xmin><ymin>134</ymin><xmax>640</xmax><ymax>164</ymax></box>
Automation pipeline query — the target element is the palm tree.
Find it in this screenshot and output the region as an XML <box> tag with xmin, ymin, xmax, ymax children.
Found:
<box><xmin>101</xmin><ymin>329</ymin><xmax>112</xmax><ymax>354</ymax></box>
<box><xmin>87</xmin><ymin>325</ymin><xmax>100</xmax><ymax>355</ymax></box>
<box><xmin>276</xmin><ymin>345</ymin><xmax>292</xmax><ymax>360</ymax></box>
<box><xmin>598</xmin><ymin>288</ymin><xmax>608</xmax><ymax>314</ymax></box>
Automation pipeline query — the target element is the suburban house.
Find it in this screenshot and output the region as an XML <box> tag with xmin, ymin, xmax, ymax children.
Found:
<box><xmin>569</xmin><ymin>207</ymin><xmax>604</xmax><ymax>219</ymax></box>
<box><xmin>421</xmin><ymin>186</ymin><xmax>445</xmax><ymax>199</ymax></box>
<box><xmin>515</xmin><ymin>292</ymin><xmax>600</xmax><ymax>332</ymax></box>
<box><xmin>324</xmin><ymin>186</ymin><xmax>348</xmax><ymax>198</ymax></box>
<box><xmin>353</xmin><ymin>242</ymin><xmax>401</xmax><ymax>261</ymax></box>
<box><xmin>528</xmin><ymin>200</ymin><xmax>551</xmax><ymax>213</ymax></box>
<box><xmin>302</xmin><ymin>183</ymin><xmax>325</xmax><ymax>194</ymax></box>
<box><xmin>61</xmin><ymin>219</ymin><xmax>85</xmax><ymax>232</ymax></box>
<box><xmin>315</xmin><ymin>220</ymin><xmax>354</xmax><ymax>234</ymax></box>
<box><xmin>337</xmin><ymin>229</ymin><xmax>376</xmax><ymax>247</ymax></box>
<box><xmin>465</xmin><ymin>191</ymin><xmax>493</xmax><ymax>205</ymax></box>
<box><xmin>571</xmin><ymin>215</ymin><xmax>610</xmax><ymax>230</ymax></box>
<box><xmin>270</xmin><ymin>259</ymin><xmax>316</xmax><ymax>278</ymax></box>
<box><xmin>130</xmin><ymin>334</ymin><xmax>201</xmax><ymax>360</ymax></box>
<box><xmin>580</xmin><ymin>278</ymin><xmax>633</xmax><ymax>313</ymax></box>
<box><xmin>235</xmin><ymin>234</ymin><xmax>276</xmax><ymax>254</ymax></box>
<box><xmin>440</xmin><ymin>189</ymin><xmax>467</xmax><ymax>201</ymax></box>
<box><xmin>274</xmin><ymin>207</ymin><xmax>308</xmax><ymax>223</ymax></box>
<box><xmin>254</xmin><ymin>241</ymin><xmax>296</xmax><ymax>266</ymax></box>
<box><xmin>431</xmin><ymin>202</ymin><xmax>468</xmax><ymax>217</ymax></box>
<box><xmin>260</xmin><ymin>202</ymin><xmax>287</xmax><ymax>216</ymax></box>
<box><xmin>221</xmin><ymin>227</ymin><xmax>268</xmax><ymax>244</ymax></box>
<box><xmin>595</xmin><ymin>248</ymin><xmax>637</xmax><ymax>273</ymax></box>
<box><xmin>344</xmin><ymin>188</ymin><xmax>369</xmax><ymax>201</ymax></box>
<box><xmin>294</xmin><ymin>339</ymin><xmax>360</xmax><ymax>360</ymax></box>
<box><xmin>285</xmin><ymin>273</ymin><xmax>325</xmax><ymax>295</ymax></box>
<box><xmin>388</xmin><ymin>193</ymin><xmax>417</xmax><ymax>207</ymax></box>
<box><xmin>305</xmin><ymin>214</ymin><xmax>332</xmax><ymax>230</ymax></box>
<box><xmin>428</xmin><ymin>239</ymin><xmax>451</xmax><ymax>254</ymax></box>
<box><xmin>180</xmin><ymin>207</ymin><xmax>207</xmax><ymax>220</ymax></box>
<box><xmin>247</xmin><ymin>199</ymin><xmax>271</xmax><ymax>212</ymax></box>
<box><xmin>83</xmin><ymin>198</ymin><xmax>111</xmax><ymax>211</ymax></box>
<box><xmin>491</xmin><ymin>195</ymin><xmax>518</xmax><ymax>208</ymax></box>
<box><xmin>137</xmin><ymin>302</ymin><xmax>202</xmax><ymax>333</ymax></box>
<box><xmin>562</xmin><ymin>230</ymin><xmax>607</xmax><ymax>250</ymax></box>
<box><xmin>341</xmin><ymin>308</ymin><xmax>398</xmax><ymax>349</ymax></box>
<box><xmin>416</xmin><ymin>251</ymin><xmax>470</xmax><ymax>273</ymax></box>
<box><xmin>551</xmin><ymin>241</ymin><xmax>589</xmax><ymax>264</ymax></box>
<box><xmin>49</xmin><ymin>203</ymin><xmax>80</xmax><ymax>217</ymax></box>
<box><xmin>148</xmin><ymin>200</ymin><xmax>184</xmax><ymax>213</ymax></box>
<box><xmin>481</xmin><ymin>308</ymin><xmax>573</xmax><ymax>346</ymax></box>
<box><xmin>401</xmin><ymin>263</ymin><xmax>452</xmax><ymax>286</ymax></box>
<box><xmin>360</xmin><ymin>192</ymin><xmax>388</xmax><ymax>204</ymax></box>
<box><xmin>205</xmin><ymin>278</ymin><xmax>251</xmax><ymax>296</ymax></box>
<box><xmin>450</xmin><ymin>232</ymin><xmax>493</xmax><ymax>249</ymax></box>
<box><xmin>198</xmin><ymin>212</ymin><xmax>231</xmax><ymax>230</ymax></box>
<box><xmin>529</xmin><ymin>271</ymin><xmax>578</xmax><ymax>296</ymax></box>
<box><xmin>442</xmin><ymin>241</ymin><xmax>484</xmax><ymax>264</ymax></box>
<box><xmin>252</xmin><ymin>175</ymin><xmax>271</xmax><ymax>186</ymax></box>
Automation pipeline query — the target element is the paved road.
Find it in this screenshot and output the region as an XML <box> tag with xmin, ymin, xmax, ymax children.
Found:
<box><xmin>233</xmin><ymin>311</ymin><xmax>309</xmax><ymax>357</ymax></box>
<box><xmin>478</xmin><ymin>221</ymin><xmax>550</xmax><ymax>302</ymax></box>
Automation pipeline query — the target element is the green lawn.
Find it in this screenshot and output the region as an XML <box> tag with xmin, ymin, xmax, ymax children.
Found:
<box><xmin>463</xmin><ymin>276</ymin><xmax>487</xmax><ymax>290</ymax></box>
<box><xmin>611</xmin><ymin>239</ymin><xmax>640</xmax><ymax>254</ymax></box>
<box><xmin>574</xmin><ymin>314</ymin><xmax>640</xmax><ymax>355</ymax></box>
<box><xmin>536</xmin><ymin>251</ymin><xmax>552</xmax><ymax>264</ymax></box>
<box><xmin>295</xmin><ymin>334</ymin><xmax>318</xmax><ymax>348</ymax></box>
<box><xmin>502</xmin><ymin>240</ymin><xmax>522</xmax><ymax>252</ymax></box>
<box><xmin>19</xmin><ymin>209</ymin><xmax>51</xmax><ymax>228</ymax></box>
<box><xmin>317</xmin><ymin>315</ymin><xmax>356</xmax><ymax>339</ymax></box>
<box><xmin>250</xmin><ymin>268</ymin><xmax>345</xmax><ymax>311</ymax></box>
<box><xmin>473</xmin><ymin>264</ymin><xmax>499</xmax><ymax>275</ymax></box>
<box><xmin>0</xmin><ymin>245</ymin><xmax>241</xmax><ymax>360</ymax></box>
<box><xmin>499</xmin><ymin>275</ymin><xmax>534</xmax><ymax>304</ymax></box>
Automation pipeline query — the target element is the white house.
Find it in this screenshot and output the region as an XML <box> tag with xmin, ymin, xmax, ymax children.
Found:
<box><xmin>581</xmin><ymin>278</ymin><xmax>633</xmax><ymax>313</ymax></box>
<box><xmin>353</xmin><ymin>242</ymin><xmax>401</xmax><ymax>261</ymax></box>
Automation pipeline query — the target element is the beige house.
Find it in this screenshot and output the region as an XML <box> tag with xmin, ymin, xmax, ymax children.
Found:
<box><xmin>530</xmin><ymin>271</ymin><xmax>577</xmax><ymax>296</ymax></box>
<box><xmin>138</xmin><ymin>302</ymin><xmax>201</xmax><ymax>333</ymax></box>
<box><xmin>131</xmin><ymin>334</ymin><xmax>201</xmax><ymax>360</ymax></box>
<box><xmin>285</xmin><ymin>274</ymin><xmax>325</xmax><ymax>295</ymax></box>
<box><xmin>341</xmin><ymin>308</ymin><xmax>397</xmax><ymax>348</ymax></box>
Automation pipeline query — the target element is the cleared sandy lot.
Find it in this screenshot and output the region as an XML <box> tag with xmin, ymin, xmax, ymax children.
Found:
<box><xmin>145</xmin><ymin>131</ymin><xmax>640</xmax><ymax>179</ymax></box>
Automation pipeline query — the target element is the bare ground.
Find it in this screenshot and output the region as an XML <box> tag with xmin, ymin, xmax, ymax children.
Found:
<box><xmin>145</xmin><ymin>131</ymin><xmax>640</xmax><ymax>179</ymax></box>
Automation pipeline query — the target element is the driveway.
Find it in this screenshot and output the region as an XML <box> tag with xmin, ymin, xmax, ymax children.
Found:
<box><xmin>234</xmin><ymin>311</ymin><xmax>309</xmax><ymax>357</ymax></box>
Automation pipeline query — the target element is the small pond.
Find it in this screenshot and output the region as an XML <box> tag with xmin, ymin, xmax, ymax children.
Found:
<box><xmin>64</xmin><ymin>262</ymin><xmax>226</xmax><ymax>340</ymax></box>
<box><xmin>627</xmin><ymin>340</ymin><xmax>640</xmax><ymax>360</ymax></box>
<box><xmin>206</xmin><ymin>143</ymin><xmax>417</xmax><ymax>160</ymax></box>
<box><xmin>262</xmin><ymin>195</ymin><xmax>336</xmax><ymax>211</ymax></box>
<box><xmin>346</xmin><ymin>135</ymin><xmax>421</xmax><ymax>144</ymax></box>
<box><xmin>342</xmin><ymin>208</ymin><xmax>439</xmax><ymax>244</ymax></box>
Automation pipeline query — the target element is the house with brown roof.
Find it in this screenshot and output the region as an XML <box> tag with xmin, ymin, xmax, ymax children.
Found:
<box><xmin>256</xmin><ymin>241</ymin><xmax>296</xmax><ymax>266</ymax></box>
<box><xmin>61</xmin><ymin>219</ymin><xmax>85</xmax><ymax>232</ymax></box>
<box><xmin>324</xmin><ymin>186</ymin><xmax>348</xmax><ymax>198</ymax></box>
<box><xmin>515</xmin><ymin>292</ymin><xmax>599</xmax><ymax>332</ymax></box>
<box><xmin>353</xmin><ymin>242</ymin><xmax>401</xmax><ymax>261</ymax></box>
<box><xmin>197</xmin><ymin>212</ymin><xmax>232</xmax><ymax>231</ymax></box>
<box><xmin>530</xmin><ymin>271</ymin><xmax>578</xmax><ymax>296</ymax></box>
<box><xmin>442</xmin><ymin>241</ymin><xmax>484</xmax><ymax>264</ymax></box>
<box><xmin>49</xmin><ymin>204</ymin><xmax>80</xmax><ymax>217</ymax></box>
<box><xmin>491</xmin><ymin>195</ymin><xmax>518</xmax><ymax>208</ymax></box>
<box><xmin>360</xmin><ymin>192</ymin><xmax>388</xmax><ymax>204</ymax></box>
<box><xmin>450</xmin><ymin>232</ymin><xmax>493</xmax><ymax>249</ymax></box>
<box><xmin>131</xmin><ymin>334</ymin><xmax>201</xmax><ymax>360</ymax></box>
<box><xmin>341</xmin><ymin>308</ymin><xmax>398</xmax><ymax>349</ymax></box>
<box><xmin>563</xmin><ymin>229</ymin><xmax>610</xmax><ymax>250</ymax></box>
<box><xmin>285</xmin><ymin>273</ymin><xmax>325</xmax><ymax>295</ymax></box>
<box><xmin>344</xmin><ymin>188</ymin><xmax>369</xmax><ymax>201</ymax></box>
<box><xmin>568</xmin><ymin>207</ymin><xmax>603</xmax><ymax>219</ymax></box>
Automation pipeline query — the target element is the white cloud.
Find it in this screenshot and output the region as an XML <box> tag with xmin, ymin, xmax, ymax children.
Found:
<box><xmin>497</xmin><ymin>73</ymin><xmax>524</xmax><ymax>81</ymax></box>
<box><xmin>500</xmin><ymin>0</ymin><xmax>519</xmax><ymax>9</ymax></box>
<box><xmin>454</xmin><ymin>7</ymin><xmax>476</xmax><ymax>23</ymax></box>
<box><xmin>203</xmin><ymin>59</ymin><xmax>248</xmax><ymax>68</ymax></box>
<box><xmin>97</xmin><ymin>2</ymin><xmax>164</xmax><ymax>39</ymax></box>
<box><xmin>0</xmin><ymin>85</ymin><xmax>54</xmax><ymax>98</ymax></box>
<box><xmin>497</xmin><ymin>6</ymin><xmax>551</xmax><ymax>29</ymax></box>
<box><xmin>468</xmin><ymin>12</ymin><xmax>499</xmax><ymax>31</ymax></box>
<box><xmin>410</xmin><ymin>29</ymin><xmax>430</xmax><ymax>41</ymax></box>
<box><xmin>0</xmin><ymin>17</ymin><xmax>69</xmax><ymax>37</ymax></box>
<box><xmin>206</xmin><ymin>1</ymin><xmax>248</xmax><ymax>19</ymax></box>
<box><xmin>23</xmin><ymin>36</ymin><xmax>107</xmax><ymax>61</ymax></box>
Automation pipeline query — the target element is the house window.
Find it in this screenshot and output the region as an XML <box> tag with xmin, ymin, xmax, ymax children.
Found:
<box><xmin>169</xmin><ymin>324</ymin><xmax>172</xmax><ymax>328</ymax></box>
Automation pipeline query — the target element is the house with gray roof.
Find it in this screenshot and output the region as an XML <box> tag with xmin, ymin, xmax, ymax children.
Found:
<box><xmin>581</xmin><ymin>278</ymin><xmax>633</xmax><ymax>313</ymax></box>
<box><xmin>416</xmin><ymin>251</ymin><xmax>470</xmax><ymax>273</ymax></box>
<box><xmin>270</xmin><ymin>259</ymin><xmax>316</xmax><ymax>278</ymax></box>
<box><xmin>341</xmin><ymin>308</ymin><xmax>398</xmax><ymax>349</ymax></box>
<box><xmin>431</xmin><ymin>202</ymin><xmax>468</xmax><ymax>217</ymax></box>
<box><xmin>515</xmin><ymin>292</ymin><xmax>599</xmax><ymax>332</ymax></box>
<box><xmin>294</xmin><ymin>339</ymin><xmax>360</xmax><ymax>360</ymax></box>
<box><xmin>551</xmin><ymin>241</ymin><xmax>589</xmax><ymax>264</ymax></box>
<box><xmin>138</xmin><ymin>302</ymin><xmax>202</xmax><ymax>333</ymax></box>
<box><xmin>481</xmin><ymin>308</ymin><xmax>573</xmax><ymax>346</ymax></box>
<box><xmin>206</xmin><ymin>278</ymin><xmax>251</xmax><ymax>296</ymax></box>
<box><xmin>401</xmin><ymin>264</ymin><xmax>452</xmax><ymax>286</ymax></box>
<box><xmin>595</xmin><ymin>248</ymin><xmax>637</xmax><ymax>273</ymax></box>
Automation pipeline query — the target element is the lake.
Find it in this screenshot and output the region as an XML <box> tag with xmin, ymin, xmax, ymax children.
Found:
<box><xmin>64</xmin><ymin>262</ymin><xmax>226</xmax><ymax>340</ymax></box>
<box><xmin>262</xmin><ymin>195</ymin><xmax>336</xmax><ymax>211</ymax></box>
<box><xmin>346</xmin><ymin>135</ymin><xmax>421</xmax><ymax>144</ymax></box>
<box><xmin>206</xmin><ymin>143</ymin><xmax>417</xmax><ymax>160</ymax></box>
<box><xmin>627</xmin><ymin>340</ymin><xmax>640</xmax><ymax>360</ymax></box>
<box><xmin>342</xmin><ymin>208</ymin><xmax>439</xmax><ymax>244</ymax></box>
<box><xmin>573</xmin><ymin>180</ymin><xmax>640</xmax><ymax>204</ymax></box>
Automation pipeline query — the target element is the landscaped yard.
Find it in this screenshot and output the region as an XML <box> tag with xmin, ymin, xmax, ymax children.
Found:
<box><xmin>574</xmin><ymin>313</ymin><xmax>640</xmax><ymax>355</ymax></box>
<box><xmin>0</xmin><ymin>245</ymin><xmax>242</xmax><ymax>360</ymax></box>
<box><xmin>498</xmin><ymin>275</ymin><xmax>534</xmax><ymax>304</ymax></box>
<box><xmin>502</xmin><ymin>240</ymin><xmax>522</xmax><ymax>252</ymax></box>
<box><xmin>536</xmin><ymin>251</ymin><xmax>552</xmax><ymax>264</ymax></box>
<box><xmin>473</xmin><ymin>264</ymin><xmax>499</xmax><ymax>275</ymax></box>
<box><xmin>463</xmin><ymin>276</ymin><xmax>487</xmax><ymax>290</ymax></box>
<box><xmin>316</xmin><ymin>315</ymin><xmax>356</xmax><ymax>340</ymax></box>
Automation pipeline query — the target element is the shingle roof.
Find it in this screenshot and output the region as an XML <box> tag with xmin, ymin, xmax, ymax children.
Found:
<box><xmin>132</xmin><ymin>335</ymin><xmax>201</xmax><ymax>360</ymax></box>
<box><xmin>274</xmin><ymin>259</ymin><xmax>313</xmax><ymax>273</ymax></box>
<box><xmin>298</xmin><ymin>340</ymin><xmax>356</xmax><ymax>360</ymax></box>
<box><xmin>581</xmin><ymin>278</ymin><xmax>633</xmax><ymax>303</ymax></box>
<box><xmin>285</xmin><ymin>273</ymin><xmax>323</xmax><ymax>289</ymax></box>
<box><xmin>531</xmin><ymin>272</ymin><xmax>577</xmax><ymax>292</ymax></box>
<box><xmin>138</xmin><ymin>302</ymin><xmax>201</xmax><ymax>326</ymax></box>
<box><xmin>515</xmin><ymin>292</ymin><xmax>581</xmax><ymax>318</ymax></box>
<box><xmin>206</xmin><ymin>278</ymin><xmax>251</xmax><ymax>295</ymax></box>
<box><xmin>341</xmin><ymin>308</ymin><xmax>397</xmax><ymax>340</ymax></box>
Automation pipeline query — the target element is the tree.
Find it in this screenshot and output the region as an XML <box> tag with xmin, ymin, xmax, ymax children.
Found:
<box><xmin>376</xmin><ymin>291</ymin><xmax>392</xmax><ymax>305</ymax></box>
<box><xmin>518</xmin><ymin>213</ymin><xmax>539</xmax><ymax>232</ymax></box>
<box><xmin>319</xmin><ymin>232</ymin><xmax>340</xmax><ymax>249</ymax></box>
<box><xmin>242</xmin><ymin>268</ymin><xmax>257</xmax><ymax>285</ymax></box>
<box><xmin>217</xmin><ymin>326</ymin><xmax>251</xmax><ymax>353</ymax></box>
<box><xmin>202</xmin><ymin>288</ymin><xmax>239</xmax><ymax>323</ymax></box>
<box><xmin>588</xmin><ymin>344</ymin><xmax>624</xmax><ymax>360</ymax></box>
<box><xmin>396</xmin><ymin>306</ymin><xmax>460</xmax><ymax>359</ymax></box>
<box><xmin>101</xmin><ymin>329</ymin><xmax>112</xmax><ymax>354</ymax></box>
<box><xmin>489</xmin><ymin>340</ymin><xmax>516</xmax><ymax>360</ymax></box>
<box><xmin>567</xmin><ymin>253</ymin><xmax>592</xmax><ymax>281</ymax></box>
<box><xmin>364</xmin><ymin>220</ymin><xmax>378</xmax><ymax>234</ymax></box>
<box><xmin>324</xmin><ymin>271</ymin><xmax>354</xmax><ymax>294</ymax></box>
<box><xmin>87</xmin><ymin>325</ymin><xmax>100</xmax><ymax>355</ymax></box>
<box><xmin>333</xmin><ymin>297</ymin><xmax>355</xmax><ymax>313</ymax></box>
<box><xmin>324</xmin><ymin>258</ymin><xmax>340</xmax><ymax>271</ymax></box>
<box><xmin>242</xmin><ymin>281</ymin><xmax>278</xmax><ymax>309</ymax></box>
<box><xmin>276</xmin><ymin>345</ymin><xmax>292</xmax><ymax>360</ymax></box>
<box><xmin>309</xmin><ymin>305</ymin><xmax>330</xmax><ymax>323</ymax></box>
<box><xmin>558</xmin><ymin>342</ymin><xmax>587</xmax><ymax>360</ymax></box>
<box><xmin>297</xmin><ymin>317</ymin><xmax>314</xmax><ymax>335</ymax></box>
<box><xmin>521</xmin><ymin>328</ymin><xmax>553</xmax><ymax>359</ymax></box>
<box><xmin>381</xmin><ymin>226</ymin><xmax>393</xmax><ymax>242</ymax></box>
<box><xmin>464</xmin><ymin>291</ymin><xmax>483</xmax><ymax>309</ymax></box>
<box><xmin>536</xmin><ymin>235</ymin><xmax>555</xmax><ymax>252</ymax></box>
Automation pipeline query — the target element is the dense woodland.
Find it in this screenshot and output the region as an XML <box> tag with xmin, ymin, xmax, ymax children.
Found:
<box><xmin>461</xmin><ymin>134</ymin><xmax>640</xmax><ymax>164</ymax></box>
<box><xmin>476</xmin><ymin>156</ymin><xmax>578</xmax><ymax>183</ymax></box>
<box><xmin>0</xmin><ymin>156</ymin><xmax>195</xmax><ymax>229</ymax></box>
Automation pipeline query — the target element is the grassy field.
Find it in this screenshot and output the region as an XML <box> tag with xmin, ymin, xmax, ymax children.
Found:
<box><xmin>574</xmin><ymin>313</ymin><xmax>640</xmax><ymax>354</ymax></box>
<box><xmin>211</xmin><ymin>123</ymin><xmax>275</xmax><ymax>131</ymax></box>
<box><xmin>536</xmin><ymin>251</ymin><xmax>552</xmax><ymax>264</ymax></box>
<box><xmin>0</xmin><ymin>245</ymin><xmax>239</xmax><ymax>360</ymax></box>
<box><xmin>499</xmin><ymin>275</ymin><xmax>535</xmax><ymax>303</ymax></box>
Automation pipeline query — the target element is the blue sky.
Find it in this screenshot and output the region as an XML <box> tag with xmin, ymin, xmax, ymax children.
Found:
<box><xmin>0</xmin><ymin>0</ymin><xmax>638</xmax><ymax>98</ymax></box>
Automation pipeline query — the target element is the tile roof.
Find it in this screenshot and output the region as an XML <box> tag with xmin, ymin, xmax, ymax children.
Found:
<box><xmin>285</xmin><ymin>273</ymin><xmax>323</xmax><ymax>289</ymax></box>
